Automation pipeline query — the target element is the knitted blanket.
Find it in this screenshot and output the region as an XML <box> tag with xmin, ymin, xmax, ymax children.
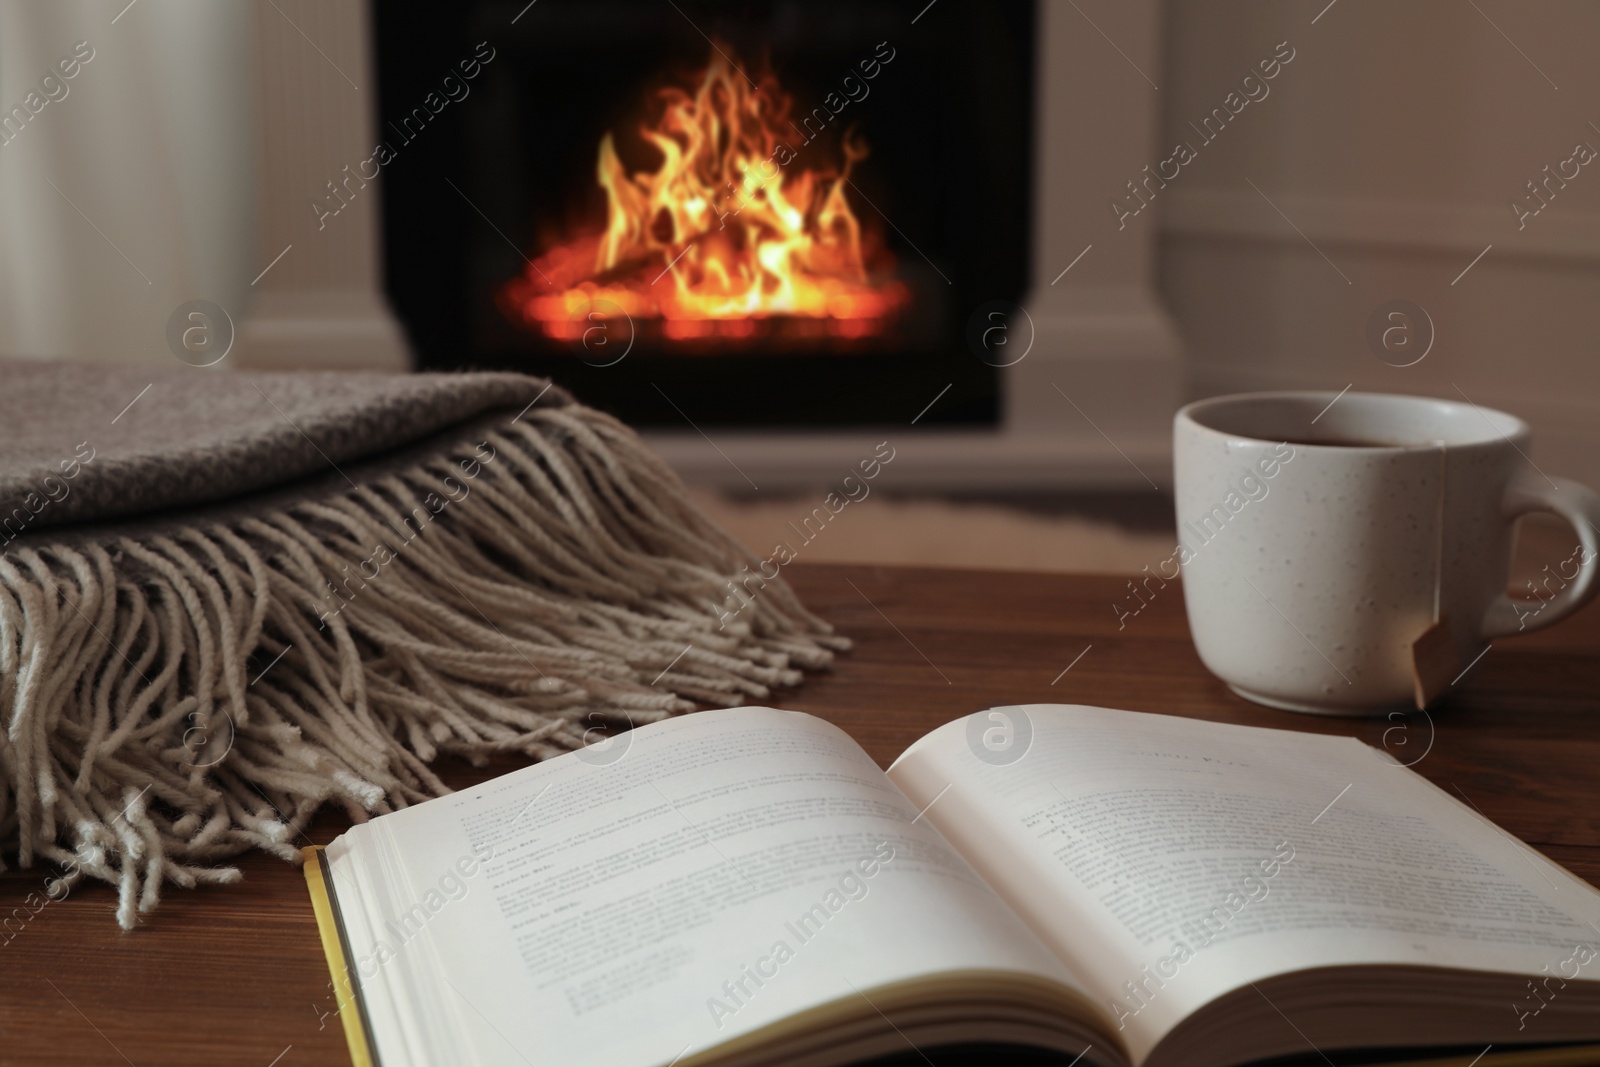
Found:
<box><xmin>0</xmin><ymin>360</ymin><xmax>845</xmax><ymax>926</ymax></box>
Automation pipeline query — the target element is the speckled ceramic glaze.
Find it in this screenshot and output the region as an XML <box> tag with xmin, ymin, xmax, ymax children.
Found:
<box><xmin>1175</xmin><ymin>392</ymin><xmax>1600</xmax><ymax>716</ymax></box>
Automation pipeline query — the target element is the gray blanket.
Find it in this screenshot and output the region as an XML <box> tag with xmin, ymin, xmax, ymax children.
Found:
<box><xmin>0</xmin><ymin>359</ymin><xmax>843</xmax><ymax>928</ymax></box>
<box><xmin>0</xmin><ymin>359</ymin><xmax>557</xmax><ymax>532</ymax></box>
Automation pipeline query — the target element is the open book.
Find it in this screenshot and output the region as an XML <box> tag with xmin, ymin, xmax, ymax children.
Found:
<box><xmin>304</xmin><ymin>705</ymin><xmax>1600</xmax><ymax>1067</ymax></box>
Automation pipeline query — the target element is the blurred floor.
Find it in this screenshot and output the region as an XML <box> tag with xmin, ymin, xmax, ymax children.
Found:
<box><xmin>691</xmin><ymin>489</ymin><xmax>1179</xmax><ymax>574</ymax></box>
<box><xmin>692</xmin><ymin>489</ymin><xmax>1584</xmax><ymax>593</ymax></box>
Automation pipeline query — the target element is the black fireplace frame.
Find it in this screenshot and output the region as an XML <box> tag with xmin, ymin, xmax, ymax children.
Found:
<box><xmin>374</xmin><ymin>0</ymin><xmax>1036</xmax><ymax>430</ymax></box>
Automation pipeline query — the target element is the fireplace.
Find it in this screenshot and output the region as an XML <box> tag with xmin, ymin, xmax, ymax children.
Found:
<box><xmin>374</xmin><ymin>0</ymin><xmax>1033</xmax><ymax>429</ymax></box>
<box><xmin>238</xmin><ymin>0</ymin><xmax>1182</xmax><ymax>490</ymax></box>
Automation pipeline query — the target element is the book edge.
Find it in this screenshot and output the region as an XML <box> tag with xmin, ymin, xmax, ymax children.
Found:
<box><xmin>302</xmin><ymin>844</ymin><xmax>381</xmax><ymax>1067</ymax></box>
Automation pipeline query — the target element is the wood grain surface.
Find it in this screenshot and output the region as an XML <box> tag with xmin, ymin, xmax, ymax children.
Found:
<box><xmin>2</xmin><ymin>563</ymin><xmax>1596</xmax><ymax>1066</ymax></box>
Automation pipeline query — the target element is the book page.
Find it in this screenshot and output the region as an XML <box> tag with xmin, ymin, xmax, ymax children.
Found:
<box><xmin>327</xmin><ymin>707</ymin><xmax>1101</xmax><ymax>1067</ymax></box>
<box><xmin>888</xmin><ymin>705</ymin><xmax>1600</xmax><ymax>1065</ymax></box>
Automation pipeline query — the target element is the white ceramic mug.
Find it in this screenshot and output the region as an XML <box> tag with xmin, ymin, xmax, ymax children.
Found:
<box><xmin>1174</xmin><ymin>391</ymin><xmax>1600</xmax><ymax>715</ymax></box>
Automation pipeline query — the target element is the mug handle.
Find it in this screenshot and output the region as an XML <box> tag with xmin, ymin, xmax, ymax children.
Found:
<box><xmin>1481</xmin><ymin>472</ymin><xmax>1600</xmax><ymax>638</ymax></box>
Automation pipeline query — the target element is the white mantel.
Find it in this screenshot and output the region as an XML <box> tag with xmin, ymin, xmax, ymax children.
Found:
<box><xmin>235</xmin><ymin>0</ymin><xmax>408</xmax><ymax>372</ymax></box>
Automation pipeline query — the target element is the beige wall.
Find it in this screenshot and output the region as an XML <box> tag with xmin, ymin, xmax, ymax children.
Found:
<box><xmin>1158</xmin><ymin>0</ymin><xmax>1600</xmax><ymax>483</ymax></box>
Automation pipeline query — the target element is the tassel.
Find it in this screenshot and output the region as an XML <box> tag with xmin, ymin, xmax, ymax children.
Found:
<box><xmin>0</xmin><ymin>404</ymin><xmax>846</xmax><ymax>927</ymax></box>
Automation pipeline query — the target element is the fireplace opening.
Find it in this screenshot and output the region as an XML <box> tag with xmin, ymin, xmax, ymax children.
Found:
<box><xmin>376</xmin><ymin>0</ymin><xmax>1035</xmax><ymax>429</ymax></box>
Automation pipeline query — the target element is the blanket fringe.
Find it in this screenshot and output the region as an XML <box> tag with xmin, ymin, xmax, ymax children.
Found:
<box><xmin>0</xmin><ymin>404</ymin><xmax>846</xmax><ymax>926</ymax></box>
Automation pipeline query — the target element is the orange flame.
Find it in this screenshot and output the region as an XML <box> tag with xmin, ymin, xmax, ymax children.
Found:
<box><xmin>501</xmin><ymin>46</ymin><xmax>907</xmax><ymax>344</ymax></box>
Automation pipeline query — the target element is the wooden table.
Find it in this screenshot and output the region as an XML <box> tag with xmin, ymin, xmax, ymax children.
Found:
<box><xmin>3</xmin><ymin>563</ymin><xmax>1598</xmax><ymax>1066</ymax></box>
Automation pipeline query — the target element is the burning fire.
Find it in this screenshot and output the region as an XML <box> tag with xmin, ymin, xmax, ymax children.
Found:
<box><xmin>500</xmin><ymin>46</ymin><xmax>907</xmax><ymax>344</ymax></box>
